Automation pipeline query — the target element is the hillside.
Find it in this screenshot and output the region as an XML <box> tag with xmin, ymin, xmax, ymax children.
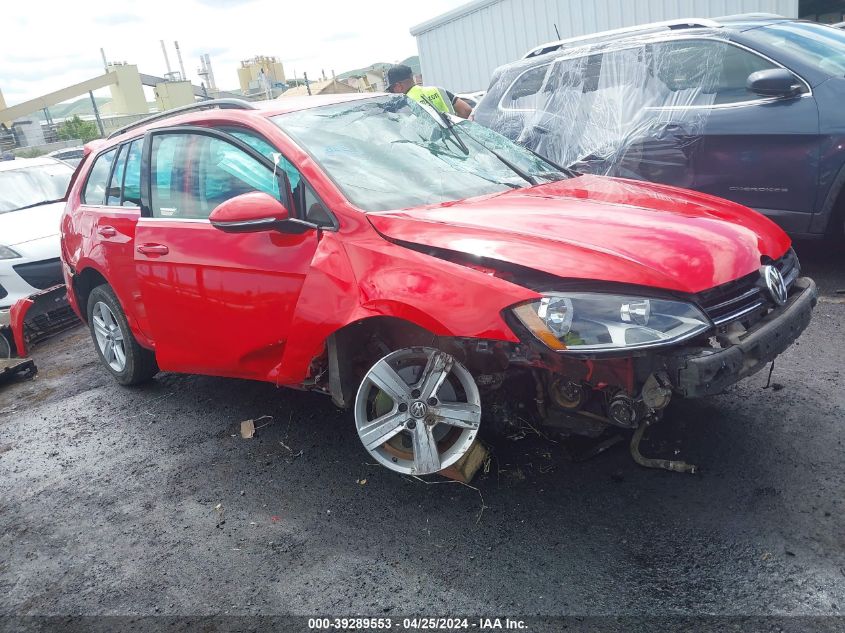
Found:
<box><xmin>337</xmin><ymin>55</ymin><xmax>420</xmax><ymax>80</ymax></box>
<box><xmin>35</xmin><ymin>97</ymin><xmax>112</xmax><ymax>121</ymax></box>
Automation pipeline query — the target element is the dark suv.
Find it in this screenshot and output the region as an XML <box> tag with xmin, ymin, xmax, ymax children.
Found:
<box><xmin>474</xmin><ymin>15</ymin><xmax>845</xmax><ymax>239</ymax></box>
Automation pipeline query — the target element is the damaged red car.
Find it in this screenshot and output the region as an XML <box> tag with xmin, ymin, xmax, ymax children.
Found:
<box><xmin>60</xmin><ymin>94</ymin><xmax>817</xmax><ymax>476</ymax></box>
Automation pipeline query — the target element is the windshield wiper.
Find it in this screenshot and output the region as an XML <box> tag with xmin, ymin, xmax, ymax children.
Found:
<box><xmin>11</xmin><ymin>198</ymin><xmax>64</xmax><ymax>212</ymax></box>
<box><xmin>525</xmin><ymin>147</ymin><xmax>579</xmax><ymax>178</ymax></box>
<box><xmin>420</xmin><ymin>95</ymin><xmax>470</xmax><ymax>155</ymax></box>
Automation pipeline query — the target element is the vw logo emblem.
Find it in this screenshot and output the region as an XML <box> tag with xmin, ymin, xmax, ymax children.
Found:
<box><xmin>761</xmin><ymin>265</ymin><xmax>788</xmax><ymax>306</ymax></box>
<box><xmin>409</xmin><ymin>401</ymin><xmax>428</xmax><ymax>419</ymax></box>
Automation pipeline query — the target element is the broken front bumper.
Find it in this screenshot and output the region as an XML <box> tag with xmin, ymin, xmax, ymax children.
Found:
<box><xmin>665</xmin><ymin>277</ymin><xmax>817</xmax><ymax>398</ymax></box>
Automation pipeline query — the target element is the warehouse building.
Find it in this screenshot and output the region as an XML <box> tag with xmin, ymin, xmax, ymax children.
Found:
<box><xmin>410</xmin><ymin>0</ymin><xmax>804</xmax><ymax>93</ymax></box>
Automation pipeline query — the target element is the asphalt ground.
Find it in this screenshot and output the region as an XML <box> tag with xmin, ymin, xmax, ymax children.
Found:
<box><xmin>1</xmin><ymin>244</ymin><xmax>844</xmax><ymax>629</ymax></box>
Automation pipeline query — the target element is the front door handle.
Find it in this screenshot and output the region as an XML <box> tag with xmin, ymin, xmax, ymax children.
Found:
<box><xmin>98</xmin><ymin>225</ymin><xmax>117</xmax><ymax>238</ymax></box>
<box><xmin>137</xmin><ymin>243</ymin><xmax>169</xmax><ymax>256</ymax></box>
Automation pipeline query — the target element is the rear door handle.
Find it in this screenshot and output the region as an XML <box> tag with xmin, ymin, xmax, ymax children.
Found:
<box><xmin>137</xmin><ymin>244</ymin><xmax>169</xmax><ymax>256</ymax></box>
<box><xmin>98</xmin><ymin>225</ymin><xmax>117</xmax><ymax>238</ymax></box>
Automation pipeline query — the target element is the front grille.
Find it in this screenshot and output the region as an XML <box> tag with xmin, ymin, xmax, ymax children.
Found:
<box><xmin>12</xmin><ymin>258</ymin><xmax>63</xmax><ymax>290</ymax></box>
<box><xmin>696</xmin><ymin>249</ymin><xmax>799</xmax><ymax>327</ymax></box>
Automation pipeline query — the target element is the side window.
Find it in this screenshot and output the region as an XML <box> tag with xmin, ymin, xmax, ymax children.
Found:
<box><xmin>122</xmin><ymin>140</ymin><xmax>142</xmax><ymax>207</ymax></box>
<box><xmin>106</xmin><ymin>144</ymin><xmax>129</xmax><ymax>206</ymax></box>
<box><xmin>714</xmin><ymin>43</ymin><xmax>780</xmax><ymax>104</ymax></box>
<box><xmin>82</xmin><ymin>149</ymin><xmax>117</xmax><ymax>205</ymax></box>
<box><xmin>150</xmin><ymin>133</ymin><xmax>281</xmax><ymax>219</ymax></box>
<box><xmin>224</xmin><ymin>128</ymin><xmax>334</xmax><ymax>227</ymax></box>
<box><xmin>653</xmin><ymin>40</ymin><xmax>780</xmax><ymax>105</ymax></box>
<box><xmin>503</xmin><ymin>64</ymin><xmax>551</xmax><ymax>110</ymax></box>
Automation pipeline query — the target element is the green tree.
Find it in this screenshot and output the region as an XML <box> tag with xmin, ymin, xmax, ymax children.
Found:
<box><xmin>57</xmin><ymin>115</ymin><xmax>100</xmax><ymax>143</ymax></box>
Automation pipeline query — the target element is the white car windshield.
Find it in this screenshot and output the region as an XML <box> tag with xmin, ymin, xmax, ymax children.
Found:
<box><xmin>0</xmin><ymin>162</ymin><xmax>74</xmax><ymax>213</ymax></box>
<box><xmin>273</xmin><ymin>95</ymin><xmax>568</xmax><ymax>212</ymax></box>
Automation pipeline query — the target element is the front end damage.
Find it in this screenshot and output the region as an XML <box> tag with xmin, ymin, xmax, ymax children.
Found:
<box><xmin>319</xmin><ymin>255</ymin><xmax>817</xmax><ymax>479</ymax></box>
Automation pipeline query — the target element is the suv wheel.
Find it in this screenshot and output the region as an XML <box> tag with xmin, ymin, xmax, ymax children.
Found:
<box><xmin>87</xmin><ymin>285</ymin><xmax>158</xmax><ymax>385</ymax></box>
<box><xmin>354</xmin><ymin>347</ymin><xmax>481</xmax><ymax>475</ymax></box>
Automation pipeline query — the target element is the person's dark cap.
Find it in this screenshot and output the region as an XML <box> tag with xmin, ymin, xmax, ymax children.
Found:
<box><xmin>386</xmin><ymin>64</ymin><xmax>414</xmax><ymax>91</ymax></box>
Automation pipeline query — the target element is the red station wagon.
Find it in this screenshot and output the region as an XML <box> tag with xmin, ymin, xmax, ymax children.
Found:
<box><xmin>61</xmin><ymin>95</ymin><xmax>817</xmax><ymax>476</ymax></box>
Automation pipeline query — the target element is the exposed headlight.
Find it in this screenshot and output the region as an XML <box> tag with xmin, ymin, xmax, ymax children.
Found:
<box><xmin>0</xmin><ymin>245</ymin><xmax>21</xmax><ymax>260</ymax></box>
<box><xmin>512</xmin><ymin>292</ymin><xmax>711</xmax><ymax>352</ymax></box>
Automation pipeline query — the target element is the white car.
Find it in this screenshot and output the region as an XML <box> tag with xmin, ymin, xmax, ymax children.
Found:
<box><xmin>0</xmin><ymin>157</ymin><xmax>74</xmax><ymax>326</ymax></box>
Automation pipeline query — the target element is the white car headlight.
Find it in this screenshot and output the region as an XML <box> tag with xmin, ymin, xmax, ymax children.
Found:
<box><xmin>0</xmin><ymin>245</ymin><xmax>21</xmax><ymax>260</ymax></box>
<box><xmin>512</xmin><ymin>292</ymin><xmax>711</xmax><ymax>352</ymax></box>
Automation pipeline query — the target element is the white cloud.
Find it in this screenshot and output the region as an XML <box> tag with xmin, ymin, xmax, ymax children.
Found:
<box><xmin>0</xmin><ymin>0</ymin><xmax>467</xmax><ymax>105</ymax></box>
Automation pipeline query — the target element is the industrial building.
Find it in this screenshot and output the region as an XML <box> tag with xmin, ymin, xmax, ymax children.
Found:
<box><xmin>410</xmin><ymin>0</ymin><xmax>803</xmax><ymax>93</ymax></box>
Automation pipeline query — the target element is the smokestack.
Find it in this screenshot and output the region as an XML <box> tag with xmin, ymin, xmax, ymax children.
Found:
<box><xmin>174</xmin><ymin>41</ymin><xmax>187</xmax><ymax>82</ymax></box>
<box><xmin>160</xmin><ymin>40</ymin><xmax>173</xmax><ymax>75</ymax></box>
<box><xmin>100</xmin><ymin>48</ymin><xmax>109</xmax><ymax>72</ymax></box>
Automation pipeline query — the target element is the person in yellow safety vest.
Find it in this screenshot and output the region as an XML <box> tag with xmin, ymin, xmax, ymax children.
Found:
<box><xmin>385</xmin><ymin>65</ymin><xmax>473</xmax><ymax>119</ymax></box>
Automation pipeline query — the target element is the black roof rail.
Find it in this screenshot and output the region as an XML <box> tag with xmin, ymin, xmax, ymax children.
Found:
<box><xmin>107</xmin><ymin>98</ymin><xmax>258</xmax><ymax>139</ymax></box>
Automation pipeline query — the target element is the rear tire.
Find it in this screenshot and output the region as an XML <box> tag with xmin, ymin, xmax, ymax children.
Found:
<box><xmin>87</xmin><ymin>284</ymin><xmax>158</xmax><ymax>386</ymax></box>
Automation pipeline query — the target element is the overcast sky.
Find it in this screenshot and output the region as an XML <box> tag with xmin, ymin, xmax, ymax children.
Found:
<box><xmin>1</xmin><ymin>0</ymin><xmax>468</xmax><ymax>105</ymax></box>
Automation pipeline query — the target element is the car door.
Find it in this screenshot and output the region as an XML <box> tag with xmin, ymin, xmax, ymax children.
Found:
<box><xmin>134</xmin><ymin>127</ymin><xmax>320</xmax><ymax>379</ymax></box>
<box><xmin>79</xmin><ymin>141</ymin><xmax>150</xmax><ymax>338</ymax></box>
<box><xmin>651</xmin><ymin>39</ymin><xmax>820</xmax><ymax>234</ymax></box>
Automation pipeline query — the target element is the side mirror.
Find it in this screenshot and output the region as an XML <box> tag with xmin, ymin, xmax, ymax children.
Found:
<box><xmin>747</xmin><ymin>68</ymin><xmax>800</xmax><ymax>98</ymax></box>
<box><xmin>209</xmin><ymin>192</ymin><xmax>290</xmax><ymax>233</ymax></box>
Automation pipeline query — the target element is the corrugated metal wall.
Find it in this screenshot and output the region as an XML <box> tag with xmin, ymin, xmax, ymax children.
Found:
<box><xmin>411</xmin><ymin>0</ymin><xmax>799</xmax><ymax>92</ymax></box>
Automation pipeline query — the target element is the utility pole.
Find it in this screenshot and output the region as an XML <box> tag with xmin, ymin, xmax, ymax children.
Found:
<box><xmin>89</xmin><ymin>91</ymin><xmax>105</xmax><ymax>137</ymax></box>
<box><xmin>304</xmin><ymin>71</ymin><xmax>312</xmax><ymax>96</ymax></box>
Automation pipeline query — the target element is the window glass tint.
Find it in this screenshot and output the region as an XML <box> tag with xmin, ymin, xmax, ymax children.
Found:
<box><xmin>122</xmin><ymin>140</ymin><xmax>142</xmax><ymax>207</ymax></box>
<box><xmin>224</xmin><ymin>127</ymin><xmax>333</xmax><ymax>226</ymax></box>
<box><xmin>653</xmin><ymin>40</ymin><xmax>779</xmax><ymax>105</ymax></box>
<box><xmin>83</xmin><ymin>149</ymin><xmax>117</xmax><ymax>205</ymax></box>
<box><xmin>503</xmin><ymin>64</ymin><xmax>551</xmax><ymax>109</ymax></box>
<box><xmin>106</xmin><ymin>144</ymin><xmax>129</xmax><ymax>205</ymax></box>
<box><xmin>150</xmin><ymin>133</ymin><xmax>281</xmax><ymax>219</ymax></box>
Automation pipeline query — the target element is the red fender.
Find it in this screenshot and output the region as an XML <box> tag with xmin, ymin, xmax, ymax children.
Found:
<box><xmin>9</xmin><ymin>296</ymin><xmax>35</xmax><ymax>358</ymax></box>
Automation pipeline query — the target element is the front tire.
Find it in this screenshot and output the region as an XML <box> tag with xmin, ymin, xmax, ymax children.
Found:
<box><xmin>87</xmin><ymin>284</ymin><xmax>158</xmax><ymax>386</ymax></box>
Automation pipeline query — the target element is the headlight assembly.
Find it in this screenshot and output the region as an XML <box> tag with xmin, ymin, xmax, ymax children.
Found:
<box><xmin>512</xmin><ymin>292</ymin><xmax>711</xmax><ymax>352</ymax></box>
<box><xmin>0</xmin><ymin>245</ymin><xmax>21</xmax><ymax>260</ymax></box>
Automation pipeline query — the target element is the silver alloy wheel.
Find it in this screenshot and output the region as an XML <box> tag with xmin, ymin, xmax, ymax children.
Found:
<box><xmin>354</xmin><ymin>347</ymin><xmax>481</xmax><ymax>475</ymax></box>
<box><xmin>92</xmin><ymin>301</ymin><xmax>126</xmax><ymax>372</ymax></box>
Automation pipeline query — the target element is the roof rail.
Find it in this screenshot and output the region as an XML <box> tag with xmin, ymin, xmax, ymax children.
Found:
<box><xmin>714</xmin><ymin>12</ymin><xmax>786</xmax><ymax>21</ymax></box>
<box><xmin>107</xmin><ymin>98</ymin><xmax>257</xmax><ymax>139</ymax></box>
<box><xmin>523</xmin><ymin>18</ymin><xmax>721</xmax><ymax>58</ymax></box>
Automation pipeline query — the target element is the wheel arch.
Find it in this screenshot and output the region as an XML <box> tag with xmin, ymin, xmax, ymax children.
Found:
<box><xmin>71</xmin><ymin>265</ymin><xmax>109</xmax><ymax>324</ymax></box>
<box><xmin>326</xmin><ymin>315</ymin><xmax>442</xmax><ymax>409</ymax></box>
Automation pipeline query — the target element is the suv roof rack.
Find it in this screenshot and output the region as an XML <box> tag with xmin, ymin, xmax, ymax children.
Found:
<box><xmin>522</xmin><ymin>18</ymin><xmax>721</xmax><ymax>59</ymax></box>
<box><xmin>107</xmin><ymin>98</ymin><xmax>257</xmax><ymax>140</ymax></box>
<box><xmin>714</xmin><ymin>12</ymin><xmax>786</xmax><ymax>22</ymax></box>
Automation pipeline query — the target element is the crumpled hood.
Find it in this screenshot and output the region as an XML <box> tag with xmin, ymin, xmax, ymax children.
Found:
<box><xmin>0</xmin><ymin>200</ymin><xmax>65</xmax><ymax>247</ymax></box>
<box><xmin>366</xmin><ymin>175</ymin><xmax>791</xmax><ymax>294</ymax></box>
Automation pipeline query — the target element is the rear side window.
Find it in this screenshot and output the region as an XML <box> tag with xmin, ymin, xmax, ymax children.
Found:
<box><xmin>82</xmin><ymin>149</ymin><xmax>117</xmax><ymax>205</ymax></box>
<box><xmin>150</xmin><ymin>133</ymin><xmax>281</xmax><ymax>219</ymax></box>
<box><xmin>122</xmin><ymin>140</ymin><xmax>142</xmax><ymax>207</ymax></box>
<box><xmin>106</xmin><ymin>144</ymin><xmax>129</xmax><ymax>206</ymax></box>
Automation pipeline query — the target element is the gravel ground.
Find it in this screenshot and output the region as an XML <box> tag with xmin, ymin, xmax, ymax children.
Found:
<box><xmin>0</xmin><ymin>246</ymin><xmax>843</xmax><ymax>621</ymax></box>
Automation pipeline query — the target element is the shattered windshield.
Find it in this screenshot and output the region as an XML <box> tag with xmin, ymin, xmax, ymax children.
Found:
<box><xmin>0</xmin><ymin>162</ymin><xmax>73</xmax><ymax>213</ymax></box>
<box><xmin>273</xmin><ymin>95</ymin><xmax>568</xmax><ymax>212</ymax></box>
